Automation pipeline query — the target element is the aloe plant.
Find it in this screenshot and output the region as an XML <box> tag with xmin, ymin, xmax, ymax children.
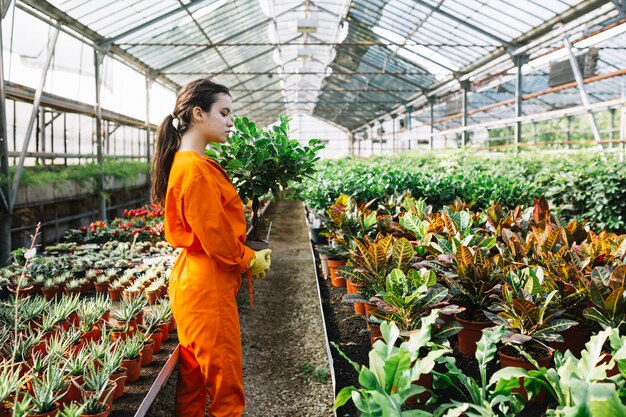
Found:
<box><xmin>0</xmin><ymin>360</ymin><xmax>26</xmax><ymax>404</ymax></box>
<box><xmin>333</xmin><ymin>311</ymin><xmax>450</xmax><ymax>416</ymax></box>
<box><xmin>28</xmin><ymin>358</ymin><xmax>68</xmax><ymax>413</ymax></box>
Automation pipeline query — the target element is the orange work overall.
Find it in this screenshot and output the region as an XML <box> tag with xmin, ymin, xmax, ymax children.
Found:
<box><xmin>164</xmin><ymin>151</ymin><xmax>254</xmax><ymax>417</ymax></box>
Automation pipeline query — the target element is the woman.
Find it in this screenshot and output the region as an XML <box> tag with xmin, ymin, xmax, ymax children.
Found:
<box><xmin>151</xmin><ymin>78</ymin><xmax>272</xmax><ymax>417</ymax></box>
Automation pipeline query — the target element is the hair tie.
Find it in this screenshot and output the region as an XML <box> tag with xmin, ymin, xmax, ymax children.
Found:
<box><xmin>171</xmin><ymin>113</ymin><xmax>179</xmax><ymax>130</ymax></box>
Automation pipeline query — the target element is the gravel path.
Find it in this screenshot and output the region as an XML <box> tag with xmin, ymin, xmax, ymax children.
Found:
<box><xmin>147</xmin><ymin>199</ymin><xmax>334</xmax><ymax>416</ymax></box>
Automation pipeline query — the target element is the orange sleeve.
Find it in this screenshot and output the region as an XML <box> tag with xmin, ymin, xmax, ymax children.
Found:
<box><xmin>183</xmin><ymin>174</ymin><xmax>255</xmax><ymax>273</ymax></box>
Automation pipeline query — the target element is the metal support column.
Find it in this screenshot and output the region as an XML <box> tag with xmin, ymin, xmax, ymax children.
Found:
<box><xmin>391</xmin><ymin>114</ymin><xmax>397</xmax><ymax>154</ymax></box>
<box><xmin>407</xmin><ymin>105</ymin><xmax>413</xmax><ymax>151</ymax></box>
<box><xmin>566</xmin><ymin>116</ymin><xmax>572</xmax><ymax>148</ymax></box>
<box><xmin>379</xmin><ymin>120</ymin><xmax>384</xmax><ymax>154</ymax></box>
<box><xmin>533</xmin><ymin>121</ymin><xmax>538</xmax><ymax>145</ymax></box>
<box><xmin>429</xmin><ymin>98</ymin><xmax>435</xmax><ymax>150</ymax></box>
<box><xmin>10</xmin><ymin>25</ymin><xmax>59</xmax><ymax>210</ymax></box>
<box><xmin>461</xmin><ymin>81</ymin><xmax>469</xmax><ymax>148</ymax></box>
<box><xmin>0</xmin><ymin>2</ymin><xmax>12</xmax><ymax>264</ymax></box>
<box><xmin>145</xmin><ymin>76</ymin><xmax>153</xmax><ymax>164</ymax></box>
<box><xmin>563</xmin><ymin>35</ymin><xmax>601</xmax><ymax>143</ymax></box>
<box><xmin>369</xmin><ymin>123</ymin><xmax>374</xmax><ymax>156</ymax></box>
<box><xmin>94</xmin><ymin>49</ymin><xmax>107</xmax><ymax>220</ymax></box>
<box><xmin>514</xmin><ymin>55</ymin><xmax>526</xmax><ymax>149</ymax></box>
<box><xmin>609</xmin><ymin>108</ymin><xmax>616</xmax><ymax>149</ymax></box>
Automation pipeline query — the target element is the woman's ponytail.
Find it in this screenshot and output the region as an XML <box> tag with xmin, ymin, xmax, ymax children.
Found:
<box><xmin>150</xmin><ymin>79</ymin><xmax>230</xmax><ymax>206</ymax></box>
<box><xmin>151</xmin><ymin>114</ymin><xmax>180</xmax><ymax>206</ymax></box>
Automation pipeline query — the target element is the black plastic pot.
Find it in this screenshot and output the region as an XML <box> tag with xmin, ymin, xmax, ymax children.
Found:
<box><xmin>310</xmin><ymin>227</ymin><xmax>328</xmax><ymax>244</ymax></box>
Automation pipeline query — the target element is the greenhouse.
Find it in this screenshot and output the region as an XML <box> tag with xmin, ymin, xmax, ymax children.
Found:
<box><xmin>0</xmin><ymin>0</ymin><xmax>625</xmax><ymax>416</ymax></box>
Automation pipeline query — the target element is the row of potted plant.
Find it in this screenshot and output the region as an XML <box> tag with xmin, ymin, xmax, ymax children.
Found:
<box><xmin>308</xmin><ymin>192</ymin><xmax>625</xmax><ymax>413</ymax></box>
<box><xmin>0</xmin><ymin>292</ymin><xmax>175</xmax><ymax>417</ymax></box>
<box><xmin>297</xmin><ymin>150</ymin><xmax>626</xmax><ymax>232</ymax></box>
<box><xmin>334</xmin><ymin>313</ymin><xmax>626</xmax><ymax>416</ymax></box>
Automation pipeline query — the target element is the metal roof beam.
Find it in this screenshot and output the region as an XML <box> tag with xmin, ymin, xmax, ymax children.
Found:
<box><xmin>412</xmin><ymin>0</ymin><xmax>515</xmax><ymax>48</ymax></box>
<box><xmin>100</xmin><ymin>0</ymin><xmax>209</xmax><ymax>46</ymax></box>
<box><xmin>612</xmin><ymin>0</ymin><xmax>626</xmax><ymax>16</ymax></box>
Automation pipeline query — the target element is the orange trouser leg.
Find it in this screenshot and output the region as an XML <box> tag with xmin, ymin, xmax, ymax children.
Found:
<box><xmin>170</xmin><ymin>251</ymin><xmax>245</xmax><ymax>417</ymax></box>
<box><xmin>176</xmin><ymin>345</ymin><xmax>209</xmax><ymax>417</ymax></box>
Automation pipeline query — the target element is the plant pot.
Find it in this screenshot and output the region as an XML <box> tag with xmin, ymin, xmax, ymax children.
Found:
<box><xmin>455</xmin><ymin>313</ymin><xmax>494</xmax><ymax>357</ymax></box>
<box><xmin>81</xmin><ymin>382</ymin><xmax>115</xmax><ymax>414</ymax></box>
<box><xmin>405</xmin><ymin>372</ymin><xmax>433</xmax><ymax>404</ymax></box>
<box><xmin>327</xmin><ymin>259</ymin><xmax>347</xmax><ymax>288</ymax></box>
<box><xmin>94</xmin><ymin>282</ymin><xmax>109</xmax><ymax>294</ymax></box>
<box><xmin>141</xmin><ymin>340</ymin><xmax>154</xmax><ymax>367</ymax></box>
<box><xmin>159</xmin><ymin>323</ymin><xmax>170</xmax><ymax>342</ymax></box>
<box><xmin>81</xmin><ymin>328</ymin><xmax>101</xmax><ymax>343</ymax></box>
<box><xmin>345</xmin><ymin>280</ymin><xmax>365</xmax><ymax>315</ymax></box>
<box><xmin>148</xmin><ymin>330</ymin><xmax>163</xmax><ymax>354</ymax></box>
<box><xmin>116</xmin><ymin>319</ymin><xmax>136</xmax><ymax>335</ymax></box>
<box><xmin>68</xmin><ymin>341</ymin><xmax>86</xmax><ymax>357</ymax></box>
<box><xmin>549</xmin><ymin>326</ymin><xmax>591</xmax><ymax>357</ymax></box>
<box><xmin>110</xmin><ymin>367</ymin><xmax>128</xmax><ymax>399</ymax></box>
<box><xmin>26</xmin><ymin>407</ymin><xmax>58</xmax><ymax>417</ymax></box>
<box><xmin>110</xmin><ymin>326</ymin><xmax>134</xmax><ymax>342</ymax></box>
<box><xmin>145</xmin><ymin>290</ymin><xmax>160</xmax><ymax>305</ymax></box>
<box><xmin>318</xmin><ymin>253</ymin><xmax>330</xmax><ymax>279</ymax></box>
<box><xmin>122</xmin><ymin>287</ymin><xmax>141</xmax><ymax>301</ymax></box>
<box><xmin>599</xmin><ymin>352</ymin><xmax>620</xmax><ymax>377</ymax></box>
<box><xmin>69</xmin><ymin>312</ymin><xmax>80</xmax><ymax>327</ymax></box>
<box><xmin>41</xmin><ymin>287</ymin><xmax>57</xmax><ymax>301</ymax></box>
<box><xmin>498</xmin><ymin>345</ymin><xmax>552</xmax><ymax>403</ymax></box>
<box><xmin>108</xmin><ymin>288</ymin><xmax>122</xmax><ymax>301</ymax></box>
<box><xmin>168</xmin><ymin>316</ymin><xmax>176</xmax><ymax>332</ymax></box>
<box><xmin>80</xmin><ymin>410</ymin><xmax>108</xmax><ymax>417</ymax></box>
<box><xmin>310</xmin><ymin>227</ymin><xmax>328</xmax><ymax>244</ymax></box>
<box><xmin>367</xmin><ymin>322</ymin><xmax>382</xmax><ymax>345</ymax></box>
<box><xmin>363</xmin><ymin>303</ymin><xmax>378</xmax><ymax>319</ymax></box>
<box><xmin>244</xmin><ymin>239</ymin><xmax>270</xmax><ymax>251</ymax></box>
<box><xmin>67</xmin><ymin>375</ymin><xmax>84</xmax><ymax>402</ymax></box>
<box><xmin>121</xmin><ymin>355</ymin><xmax>142</xmax><ymax>382</ymax></box>
<box><xmin>134</xmin><ymin>312</ymin><xmax>144</xmax><ymax>327</ymax></box>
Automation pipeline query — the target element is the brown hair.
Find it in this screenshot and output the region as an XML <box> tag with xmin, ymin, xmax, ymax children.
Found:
<box><xmin>151</xmin><ymin>79</ymin><xmax>230</xmax><ymax>205</ymax></box>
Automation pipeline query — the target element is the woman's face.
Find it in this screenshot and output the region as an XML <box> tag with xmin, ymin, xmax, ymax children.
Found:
<box><xmin>195</xmin><ymin>93</ymin><xmax>234</xmax><ymax>144</ymax></box>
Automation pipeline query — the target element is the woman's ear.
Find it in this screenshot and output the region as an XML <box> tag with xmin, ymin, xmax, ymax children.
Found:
<box><xmin>191</xmin><ymin>106</ymin><xmax>204</xmax><ymax>123</ymax></box>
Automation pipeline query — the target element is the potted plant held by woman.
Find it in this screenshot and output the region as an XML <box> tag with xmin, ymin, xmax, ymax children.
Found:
<box><xmin>209</xmin><ymin>115</ymin><xmax>324</xmax><ymax>247</ymax></box>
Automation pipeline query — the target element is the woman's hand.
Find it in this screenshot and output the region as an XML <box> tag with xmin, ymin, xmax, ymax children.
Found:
<box><xmin>248</xmin><ymin>249</ymin><xmax>272</xmax><ymax>279</ymax></box>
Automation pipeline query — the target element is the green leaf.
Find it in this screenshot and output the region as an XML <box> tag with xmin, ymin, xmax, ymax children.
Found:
<box><xmin>227</xmin><ymin>159</ymin><xmax>243</xmax><ymax>170</ymax></box>
<box><xmin>334</xmin><ymin>386</ymin><xmax>356</xmax><ymax>410</ymax></box>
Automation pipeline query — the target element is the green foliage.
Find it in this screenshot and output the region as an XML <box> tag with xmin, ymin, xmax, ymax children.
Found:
<box><xmin>433</xmin><ymin>325</ymin><xmax>526</xmax><ymax>417</ymax></box>
<box><xmin>299</xmin><ymin>363</ymin><xmax>330</xmax><ymax>384</ymax></box>
<box><xmin>210</xmin><ymin>115</ymin><xmax>324</xmax><ymax>239</ymax></box>
<box><xmin>333</xmin><ymin>312</ymin><xmax>450</xmax><ymax>416</ymax></box>
<box><xmin>299</xmin><ymin>150</ymin><xmax>626</xmax><ymax>232</ymax></box>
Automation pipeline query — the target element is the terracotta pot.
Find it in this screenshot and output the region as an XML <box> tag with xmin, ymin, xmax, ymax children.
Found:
<box><xmin>69</xmin><ymin>312</ymin><xmax>80</xmax><ymax>327</ymax></box>
<box><xmin>140</xmin><ymin>340</ymin><xmax>154</xmax><ymax>367</ymax></box>
<box><xmin>599</xmin><ymin>352</ymin><xmax>620</xmax><ymax>377</ymax></box>
<box><xmin>68</xmin><ymin>341</ymin><xmax>86</xmax><ymax>357</ymax></box>
<box><xmin>134</xmin><ymin>312</ymin><xmax>144</xmax><ymax>327</ymax></box>
<box><xmin>26</xmin><ymin>407</ymin><xmax>58</xmax><ymax>417</ymax></box>
<box><xmin>94</xmin><ymin>282</ymin><xmax>109</xmax><ymax>294</ymax></box>
<box><xmin>123</xmin><ymin>288</ymin><xmax>141</xmax><ymax>301</ymax></box>
<box><xmin>345</xmin><ymin>280</ymin><xmax>365</xmax><ymax>315</ymax></box>
<box><xmin>455</xmin><ymin>314</ymin><xmax>494</xmax><ymax>357</ymax></box>
<box><xmin>363</xmin><ymin>303</ymin><xmax>379</xmax><ymax>319</ymax></box>
<box><xmin>57</xmin><ymin>320</ymin><xmax>71</xmax><ymax>332</ymax></box>
<box><xmin>405</xmin><ymin>372</ymin><xmax>433</xmax><ymax>404</ymax></box>
<box><xmin>146</xmin><ymin>290</ymin><xmax>159</xmax><ymax>305</ymax></box>
<box><xmin>498</xmin><ymin>346</ymin><xmax>552</xmax><ymax>403</ymax></box>
<box><xmin>549</xmin><ymin>326</ymin><xmax>592</xmax><ymax>357</ymax></box>
<box><xmin>148</xmin><ymin>330</ymin><xmax>163</xmax><ymax>354</ymax></box>
<box><xmin>0</xmin><ymin>401</ymin><xmax>11</xmax><ymax>417</ymax></box>
<box><xmin>67</xmin><ymin>375</ymin><xmax>84</xmax><ymax>402</ymax></box>
<box><xmin>327</xmin><ymin>259</ymin><xmax>347</xmax><ymax>288</ymax></box>
<box><xmin>110</xmin><ymin>326</ymin><xmax>134</xmax><ymax>342</ymax></box>
<box><xmin>110</xmin><ymin>367</ymin><xmax>128</xmax><ymax>399</ymax></box>
<box><xmin>116</xmin><ymin>319</ymin><xmax>137</xmax><ymax>335</ymax></box>
<box><xmin>168</xmin><ymin>316</ymin><xmax>176</xmax><ymax>332</ymax></box>
<box><xmin>81</xmin><ymin>328</ymin><xmax>101</xmax><ymax>343</ymax></box>
<box><xmin>121</xmin><ymin>355</ymin><xmax>142</xmax><ymax>382</ymax></box>
<box><xmin>41</xmin><ymin>287</ymin><xmax>57</xmax><ymax>301</ymax></box>
<box><xmin>108</xmin><ymin>288</ymin><xmax>122</xmax><ymax>301</ymax></box>
<box><xmin>81</xmin><ymin>382</ymin><xmax>115</xmax><ymax>413</ymax></box>
<box><xmin>368</xmin><ymin>322</ymin><xmax>382</xmax><ymax>345</ymax></box>
<box><xmin>159</xmin><ymin>323</ymin><xmax>170</xmax><ymax>342</ymax></box>
<box><xmin>80</xmin><ymin>410</ymin><xmax>108</xmax><ymax>417</ymax></box>
<box><xmin>64</xmin><ymin>288</ymin><xmax>81</xmax><ymax>296</ymax></box>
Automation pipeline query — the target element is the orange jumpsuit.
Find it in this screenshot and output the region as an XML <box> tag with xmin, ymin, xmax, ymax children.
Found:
<box><xmin>164</xmin><ymin>151</ymin><xmax>255</xmax><ymax>417</ymax></box>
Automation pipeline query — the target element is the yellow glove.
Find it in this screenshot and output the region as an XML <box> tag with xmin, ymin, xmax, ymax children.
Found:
<box><xmin>248</xmin><ymin>249</ymin><xmax>272</xmax><ymax>279</ymax></box>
